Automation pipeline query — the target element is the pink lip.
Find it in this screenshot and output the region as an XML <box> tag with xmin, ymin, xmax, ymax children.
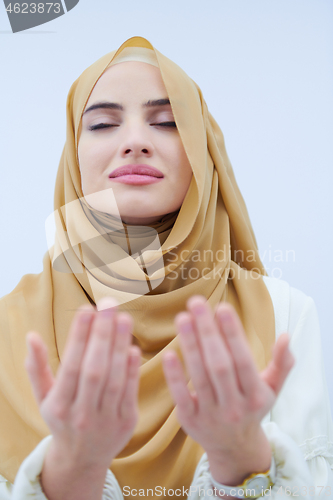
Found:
<box><xmin>110</xmin><ymin>175</ymin><xmax>163</xmax><ymax>185</ymax></box>
<box><xmin>109</xmin><ymin>164</ymin><xmax>164</xmax><ymax>179</ymax></box>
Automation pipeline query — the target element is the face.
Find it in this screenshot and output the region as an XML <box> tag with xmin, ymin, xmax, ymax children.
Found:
<box><xmin>78</xmin><ymin>61</ymin><xmax>193</xmax><ymax>225</ymax></box>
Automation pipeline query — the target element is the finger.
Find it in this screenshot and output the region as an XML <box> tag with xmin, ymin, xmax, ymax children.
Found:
<box><xmin>175</xmin><ymin>312</ymin><xmax>216</xmax><ymax>408</ymax></box>
<box><xmin>119</xmin><ymin>345</ymin><xmax>141</xmax><ymax>420</ymax></box>
<box><xmin>215</xmin><ymin>302</ymin><xmax>260</xmax><ymax>398</ymax></box>
<box><xmin>162</xmin><ymin>350</ymin><xmax>196</xmax><ymax>417</ymax></box>
<box><xmin>76</xmin><ymin>299</ymin><xmax>118</xmax><ymax>410</ymax></box>
<box><xmin>186</xmin><ymin>297</ymin><xmax>239</xmax><ymax>405</ymax></box>
<box><xmin>25</xmin><ymin>332</ymin><xmax>54</xmax><ymax>405</ymax></box>
<box><xmin>52</xmin><ymin>305</ymin><xmax>95</xmax><ymax>408</ymax></box>
<box><xmin>261</xmin><ymin>333</ymin><xmax>295</xmax><ymax>395</ymax></box>
<box><xmin>101</xmin><ymin>312</ymin><xmax>133</xmax><ymax>412</ymax></box>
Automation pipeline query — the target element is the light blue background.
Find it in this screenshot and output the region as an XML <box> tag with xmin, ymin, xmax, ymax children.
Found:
<box><xmin>1</xmin><ymin>0</ymin><xmax>332</xmax><ymax>408</ymax></box>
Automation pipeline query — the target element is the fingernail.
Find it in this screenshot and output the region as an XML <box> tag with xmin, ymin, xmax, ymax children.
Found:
<box><xmin>217</xmin><ymin>309</ymin><xmax>232</xmax><ymax>323</ymax></box>
<box><xmin>178</xmin><ymin>320</ymin><xmax>192</xmax><ymax>333</ymax></box>
<box><xmin>118</xmin><ymin>321</ymin><xmax>129</xmax><ymax>333</ymax></box>
<box><xmin>194</xmin><ymin>304</ymin><xmax>206</xmax><ymax>315</ymax></box>
<box><xmin>80</xmin><ymin>311</ymin><xmax>93</xmax><ymax>322</ymax></box>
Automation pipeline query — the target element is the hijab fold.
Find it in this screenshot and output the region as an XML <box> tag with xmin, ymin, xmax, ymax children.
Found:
<box><xmin>0</xmin><ymin>36</ymin><xmax>275</xmax><ymax>497</ymax></box>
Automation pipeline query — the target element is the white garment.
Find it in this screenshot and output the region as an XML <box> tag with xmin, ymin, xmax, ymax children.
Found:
<box><xmin>1</xmin><ymin>277</ymin><xmax>332</xmax><ymax>499</ymax></box>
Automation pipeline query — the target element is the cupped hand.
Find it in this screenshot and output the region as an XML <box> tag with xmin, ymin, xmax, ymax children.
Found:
<box><xmin>25</xmin><ymin>298</ymin><xmax>141</xmax><ymax>472</ymax></box>
<box><xmin>162</xmin><ymin>296</ymin><xmax>295</xmax><ymax>484</ymax></box>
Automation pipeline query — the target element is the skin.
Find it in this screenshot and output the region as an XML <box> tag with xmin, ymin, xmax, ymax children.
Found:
<box><xmin>26</xmin><ymin>299</ymin><xmax>140</xmax><ymax>500</ymax></box>
<box><xmin>163</xmin><ymin>298</ymin><xmax>294</xmax><ymax>488</ymax></box>
<box><xmin>26</xmin><ymin>299</ymin><xmax>293</xmax><ymax>500</ymax></box>
<box><xmin>25</xmin><ymin>62</ymin><xmax>295</xmax><ymax>499</ymax></box>
<box><xmin>78</xmin><ymin>61</ymin><xmax>193</xmax><ymax>225</ymax></box>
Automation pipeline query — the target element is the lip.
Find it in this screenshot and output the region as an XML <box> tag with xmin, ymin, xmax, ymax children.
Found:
<box><xmin>109</xmin><ymin>175</ymin><xmax>163</xmax><ymax>185</ymax></box>
<box><xmin>109</xmin><ymin>164</ymin><xmax>164</xmax><ymax>179</ymax></box>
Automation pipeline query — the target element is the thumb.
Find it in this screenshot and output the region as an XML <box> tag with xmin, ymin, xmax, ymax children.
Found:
<box><xmin>25</xmin><ymin>331</ymin><xmax>55</xmax><ymax>405</ymax></box>
<box><xmin>260</xmin><ymin>333</ymin><xmax>295</xmax><ymax>396</ymax></box>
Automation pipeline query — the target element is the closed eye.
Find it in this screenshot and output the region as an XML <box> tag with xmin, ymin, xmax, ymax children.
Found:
<box><xmin>151</xmin><ymin>121</ymin><xmax>177</xmax><ymax>128</ymax></box>
<box><xmin>88</xmin><ymin>123</ymin><xmax>118</xmax><ymax>131</ymax></box>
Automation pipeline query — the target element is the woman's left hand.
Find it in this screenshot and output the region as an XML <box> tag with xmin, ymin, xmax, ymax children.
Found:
<box><xmin>162</xmin><ymin>295</ymin><xmax>295</xmax><ymax>486</ymax></box>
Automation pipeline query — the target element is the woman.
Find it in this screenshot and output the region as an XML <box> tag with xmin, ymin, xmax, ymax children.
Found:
<box><xmin>0</xmin><ymin>36</ymin><xmax>332</xmax><ymax>499</ymax></box>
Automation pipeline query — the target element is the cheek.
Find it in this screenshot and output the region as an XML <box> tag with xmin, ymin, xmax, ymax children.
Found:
<box><xmin>78</xmin><ymin>139</ymin><xmax>113</xmax><ymax>179</ymax></box>
<box><xmin>78</xmin><ymin>141</ymin><xmax>102</xmax><ymax>195</ymax></box>
<box><xmin>164</xmin><ymin>138</ymin><xmax>192</xmax><ymax>176</ymax></box>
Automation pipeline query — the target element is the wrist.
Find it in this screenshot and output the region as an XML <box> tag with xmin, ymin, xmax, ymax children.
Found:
<box><xmin>210</xmin><ymin>455</ymin><xmax>276</xmax><ymax>499</ymax></box>
<box><xmin>206</xmin><ymin>428</ymin><xmax>272</xmax><ymax>486</ymax></box>
<box><xmin>41</xmin><ymin>441</ymin><xmax>109</xmax><ymax>500</ymax></box>
<box><xmin>45</xmin><ymin>438</ymin><xmax>112</xmax><ymax>472</ymax></box>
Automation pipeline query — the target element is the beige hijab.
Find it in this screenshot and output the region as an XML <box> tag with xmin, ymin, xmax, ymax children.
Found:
<box><xmin>0</xmin><ymin>36</ymin><xmax>275</xmax><ymax>496</ymax></box>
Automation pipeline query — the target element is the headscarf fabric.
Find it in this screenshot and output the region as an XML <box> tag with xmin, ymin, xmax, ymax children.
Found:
<box><xmin>0</xmin><ymin>36</ymin><xmax>275</xmax><ymax>497</ymax></box>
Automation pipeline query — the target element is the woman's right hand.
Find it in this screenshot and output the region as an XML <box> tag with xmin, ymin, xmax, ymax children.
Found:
<box><xmin>25</xmin><ymin>298</ymin><xmax>140</xmax><ymax>500</ymax></box>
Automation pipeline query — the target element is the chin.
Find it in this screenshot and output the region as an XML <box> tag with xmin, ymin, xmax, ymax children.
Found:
<box><xmin>118</xmin><ymin>204</ymin><xmax>164</xmax><ymax>219</ymax></box>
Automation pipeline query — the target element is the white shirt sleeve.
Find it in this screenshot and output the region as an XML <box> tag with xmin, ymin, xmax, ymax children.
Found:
<box><xmin>188</xmin><ymin>277</ymin><xmax>333</xmax><ymax>498</ymax></box>
<box><xmin>0</xmin><ymin>436</ymin><xmax>124</xmax><ymax>500</ymax></box>
<box><xmin>0</xmin><ymin>476</ymin><xmax>12</xmax><ymax>500</ymax></box>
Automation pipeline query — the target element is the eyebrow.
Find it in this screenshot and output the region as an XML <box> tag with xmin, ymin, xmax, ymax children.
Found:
<box><xmin>83</xmin><ymin>98</ymin><xmax>171</xmax><ymax>115</ymax></box>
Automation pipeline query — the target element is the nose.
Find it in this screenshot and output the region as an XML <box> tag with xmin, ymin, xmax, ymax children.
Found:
<box><xmin>120</xmin><ymin>123</ymin><xmax>154</xmax><ymax>159</ymax></box>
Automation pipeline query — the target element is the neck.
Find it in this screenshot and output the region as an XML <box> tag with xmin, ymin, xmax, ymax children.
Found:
<box><xmin>120</xmin><ymin>215</ymin><xmax>164</xmax><ymax>226</ymax></box>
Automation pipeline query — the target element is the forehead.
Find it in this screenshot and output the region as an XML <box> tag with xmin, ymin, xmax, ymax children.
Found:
<box><xmin>86</xmin><ymin>61</ymin><xmax>168</xmax><ymax>106</ymax></box>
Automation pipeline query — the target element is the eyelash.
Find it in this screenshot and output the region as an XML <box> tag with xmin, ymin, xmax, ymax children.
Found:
<box><xmin>88</xmin><ymin>121</ymin><xmax>177</xmax><ymax>131</ymax></box>
<box><xmin>151</xmin><ymin>121</ymin><xmax>177</xmax><ymax>128</ymax></box>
